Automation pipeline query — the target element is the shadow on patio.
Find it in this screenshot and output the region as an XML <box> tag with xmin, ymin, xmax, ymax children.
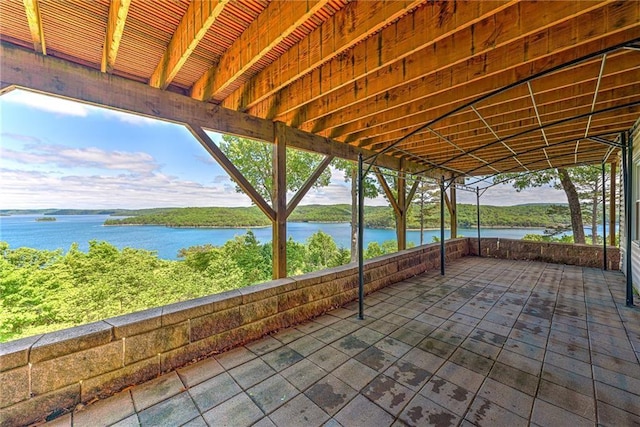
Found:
<box><xmin>45</xmin><ymin>257</ymin><xmax>640</xmax><ymax>427</ymax></box>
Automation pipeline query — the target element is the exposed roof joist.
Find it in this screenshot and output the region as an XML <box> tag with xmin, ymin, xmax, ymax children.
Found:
<box><xmin>22</xmin><ymin>0</ymin><xmax>45</xmax><ymax>54</ymax></box>
<box><xmin>191</xmin><ymin>0</ymin><xmax>333</xmax><ymax>102</ymax></box>
<box><xmin>101</xmin><ymin>0</ymin><xmax>130</xmax><ymax>73</ymax></box>
<box><xmin>149</xmin><ymin>0</ymin><xmax>228</xmax><ymax>89</ymax></box>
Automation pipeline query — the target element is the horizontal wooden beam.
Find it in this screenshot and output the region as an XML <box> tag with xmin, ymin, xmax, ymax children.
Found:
<box><xmin>149</xmin><ymin>0</ymin><xmax>228</xmax><ymax>89</ymax></box>
<box><xmin>187</xmin><ymin>124</ymin><xmax>276</xmax><ymax>221</ymax></box>
<box><xmin>0</xmin><ymin>42</ymin><xmax>437</xmax><ymax>178</ymax></box>
<box><xmin>267</xmin><ymin>0</ymin><xmax>615</xmax><ymax>128</ymax></box>
<box><xmin>353</xmin><ymin>52</ymin><xmax>638</xmax><ymax>147</ymax></box>
<box><xmin>101</xmin><ymin>0</ymin><xmax>130</xmax><ymax>73</ymax></box>
<box><xmin>192</xmin><ymin>0</ymin><xmax>330</xmax><ymax>102</ymax></box>
<box><xmin>222</xmin><ymin>0</ymin><xmax>428</xmax><ymax>112</ymax></box>
<box><xmin>23</xmin><ymin>0</ymin><xmax>46</xmax><ymax>54</ymax></box>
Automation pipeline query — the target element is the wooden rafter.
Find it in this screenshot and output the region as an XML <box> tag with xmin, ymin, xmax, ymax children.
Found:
<box><xmin>222</xmin><ymin>0</ymin><xmax>428</xmax><ymax>112</ymax></box>
<box><xmin>356</xmin><ymin>62</ymin><xmax>639</xmax><ymax>150</ymax></box>
<box><xmin>247</xmin><ymin>0</ymin><xmax>516</xmax><ymax>122</ymax></box>
<box><xmin>22</xmin><ymin>0</ymin><xmax>46</xmax><ymax>54</ymax></box>
<box><xmin>149</xmin><ymin>0</ymin><xmax>228</xmax><ymax>89</ymax></box>
<box><xmin>101</xmin><ymin>0</ymin><xmax>130</xmax><ymax>73</ymax></box>
<box><xmin>191</xmin><ymin>0</ymin><xmax>331</xmax><ymax>102</ymax></box>
<box><xmin>290</xmin><ymin>2</ymin><xmax>638</xmax><ymax>136</ymax></box>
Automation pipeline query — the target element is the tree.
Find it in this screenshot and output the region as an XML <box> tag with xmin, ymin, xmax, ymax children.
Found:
<box><xmin>332</xmin><ymin>159</ymin><xmax>380</xmax><ymax>261</ymax></box>
<box><xmin>495</xmin><ymin>165</ymin><xmax>609</xmax><ymax>244</ymax></box>
<box><xmin>412</xmin><ymin>179</ymin><xmax>439</xmax><ymax>245</ymax></box>
<box><xmin>219</xmin><ymin>135</ymin><xmax>332</xmax><ymax>206</ymax></box>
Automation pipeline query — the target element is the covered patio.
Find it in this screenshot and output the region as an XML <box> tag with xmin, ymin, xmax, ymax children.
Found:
<box><xmin>39</xmin><ymin>256</ymin><xmax>639</xmax><ymax>426</ymax></box>
<box><xmin>1</xmin><ymin>1</ymin><xmax>640</xmax><ymax>425</ymax></box>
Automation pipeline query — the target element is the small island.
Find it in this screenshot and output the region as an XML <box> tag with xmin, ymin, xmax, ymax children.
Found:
<box><xmin>35</xmin><ymin>217</ymin><xmax>57</xmax><ymax>222</ymax></box>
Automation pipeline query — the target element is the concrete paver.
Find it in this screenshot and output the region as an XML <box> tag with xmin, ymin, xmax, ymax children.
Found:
<box><xmin>42</xmin><ymin>258</ymin><xmax>640</xmax><ymax>426</ymax></box>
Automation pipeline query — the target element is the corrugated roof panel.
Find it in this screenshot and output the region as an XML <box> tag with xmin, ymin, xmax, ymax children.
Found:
<box><xmin>0</xmin><ymin>1</ymin><xmax>36</xmax><ymax>46</ymax></box>
<box><xmin>39</xmin><ymin>0</ymin><xmax>109</xmax><ymax>69</ymax></box>
<box><xmin>113</xmin><ymin>0</ymin><xmax>190</xmax><ymax>81</ymax></box>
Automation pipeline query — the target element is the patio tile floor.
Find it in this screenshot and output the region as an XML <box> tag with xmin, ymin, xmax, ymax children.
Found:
<box><xmin>45</xmin><ymin>257</ymin><xmax>640</xmax><ymax>426</ymax></box>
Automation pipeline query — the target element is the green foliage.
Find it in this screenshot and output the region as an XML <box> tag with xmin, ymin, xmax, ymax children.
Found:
<box><xmin>0</xmin><ymin>230</ymin><xmax>358</xmax><ymax>342</ymax></box>
<box><xmin>219</xmin><ymin>135</ymin><xmax>331</xmax><ymax>205</ymax></box>
<box><xmin>105</xmin><ymin>206</ymin><xmax>270</xmax><ymax>227</ymax></box>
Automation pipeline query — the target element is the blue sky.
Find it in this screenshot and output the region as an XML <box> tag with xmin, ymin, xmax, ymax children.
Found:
<box><xmin>0</xmin><ymin>89</ymin><xmax>567</xmax><ymax>209</ymax></box>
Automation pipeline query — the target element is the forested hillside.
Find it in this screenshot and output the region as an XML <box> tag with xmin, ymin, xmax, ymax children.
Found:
<box><xmin>0</xmin><ymin>232</ymin><xmax>401</xmax><ymax>342</ymax></box>
<box><xmin>103</xmin><ymin>203</ymin><xmax>571</xmax><ymax>229</ymax></box>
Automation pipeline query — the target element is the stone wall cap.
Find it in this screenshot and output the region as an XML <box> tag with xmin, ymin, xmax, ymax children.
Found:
<box><xmin>105</xmin><ymin>307</ymin><xmax>163</xmax><ymax>339</ymax></box>
<box><xmin>0</xmin><ymin>334</ymin><xmax>42</xmax><ymax>372</ymax></box>
<box><xmin>29</xmin><ymin>321</ymin><xmax>113</xmax><ymax>363</ymax></box>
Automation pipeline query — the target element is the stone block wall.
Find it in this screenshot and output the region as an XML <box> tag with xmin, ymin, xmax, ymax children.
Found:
<box><xmin>0</xmin><ymin>239</ymin><xmax>469</xmax><ymax>426</ymax></box>
<box><xmin>468</xmin><ymin>237</ymin><xmax>621</xmax><ymax>270</ymax></box>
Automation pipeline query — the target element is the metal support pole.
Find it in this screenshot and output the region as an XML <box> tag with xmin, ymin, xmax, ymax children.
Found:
<box><xmin>622</xmin><ymin>132</ymin><xmax>634</xmax><ymax>306</ymax></box>
<box><xmin>477</xmin><ymin>186</ymin><xmax>481</xmax><ymax>257</ymax></box>
<box><xmin>440</xmin><ymin>177</ymin><xmax>445</xmax><ymax>276</ymax></box>
<box><xmin>357</xmin><ymin>154</ymin><xmax>365</xmax><ymax>319</ymax></box>
<box><xmin>602</xmin><ymin>162</ymin><xmax>607</xmax><ymax>270</ymax></box>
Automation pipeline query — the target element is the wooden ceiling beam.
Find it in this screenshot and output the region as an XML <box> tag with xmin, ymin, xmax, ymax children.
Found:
<box><xmin>272</xmin><ymin>1</ymin><xmax>624</xmax><ymax>129</ymax></box>
<box><xmin>0</xmin><ymin>42</ymin><xmax>435</xmax><ymax>179</ymax></box>
<box><xmin>101</xmin><ymin>0</ymin><xmax>131</xmax><ymax>73</ymax></box>
<box><xmin>149</xmin><ymin>0</ymin><xmax>228</xmax><ymax>90</ymax></box>
<box><xmin>366</xmin><ymin>80</ymin><xmax>640</xmax><ymax>151</ymax></box>
<box><xmin>402</xmin><ymin>113</ymin><xmax>638</xmax><ymax>160</ymax></box>
<box><xmin>22</xmin><ymin>0</ymin><xmax>45</xmax><ymax>54</ymax></box>
<box><xmin>351</xmin><ymin>52</ymin><xmax>637</xmax><ymax>145</ymax></box>
<box><xmin>304</xmin><ymin>6</ymin><xmax>639</xmax><ymax>139</ymax></box>
<box><xmin>221</xmin><ymin>0</ymin><xmax>433</xmax><ymax>112</ymax></box>
<box><xmin>398</xmin><ymin>114</ymin><xmax>638</xmax><ymax>160</ymax></box>
<box><xmin>243</xmin><ymin>0</ymin><xmax>516</xmax><ymax>119</ymax></box>
<box><xmin>360</xmin><ymin>73</ymin><xmax>638</xmax><ymax>151</ymax></box>
<box><xmin>191</xmin><ymin>0</ymin><xmax>331</xmax><ymax>102</ymax></box>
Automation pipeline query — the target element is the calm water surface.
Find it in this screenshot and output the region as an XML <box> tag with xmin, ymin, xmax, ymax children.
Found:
<box><xmin>0</xmin><ymin>214</ymin><xmax>548</xmax><ymax>260</ymax></box>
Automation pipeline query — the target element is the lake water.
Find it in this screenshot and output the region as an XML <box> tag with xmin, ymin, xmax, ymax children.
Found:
<box><xmin>0</xmin><ymin>214</ymin><xmax>549</xmax><ymax>260</ymax></box>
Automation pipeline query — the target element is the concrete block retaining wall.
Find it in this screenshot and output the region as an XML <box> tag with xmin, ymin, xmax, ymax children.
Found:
<box><xmin>0</xmin><ymin>239</ymin><xmax>469</xmax><ymax>426</ymax></box>
<box><xmin>468</xmin><ymin>237</ymin><xmax>621</xmax><ymax>270</ymax></box>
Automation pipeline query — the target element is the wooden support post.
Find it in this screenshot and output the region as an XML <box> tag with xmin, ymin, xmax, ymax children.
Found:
<box><xmin>273</xmin><ymin>122</ymin><xmax>287</xmax><ymax>279</ymax></box>
<box><xmin>449</xmin><ymin>183</ymin><xmax>458</xmax><ymax>239</ymax></box>
<box><xmin>610</xmin><ymin>161</ymin><xmax>617</xmax><ymax>247</ymax></box>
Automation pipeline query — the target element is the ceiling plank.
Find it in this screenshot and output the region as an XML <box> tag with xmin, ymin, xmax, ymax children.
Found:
<box><xmin>0</xmin><ymin>41</ymin><xmax>438</xmax><ymax>178</ymax></box>
<box><xmin>149</xmin><ymin>0</ymin><xmax>228</xmax><ymax>89</ymax></box>
<box><xmin>244</xmin><ymin>0</ymin><xmax>516</xmax><ymax>120</ymax></box>
<box><xmin>323</xmin><ymin>26</ymin><xmax>640</xmax><ymax>146</ymax></box>
<box><xmin>22</xmin><ymin>0</ymin><xmax>46</xmax><ymax>54</ymax></box>
<box><xmin>222</xmin><ymin>0</ymin><xmax>429</xmax><ymax>111</ymax></box>
<box><xmin>295</xmin><ymin>2</ymin><xmax>638</xmax><ymax>136</ymax></box>
<box><xmin>101</xmin><ymin>0</ymin><xmax>131</xmax><ymax>73</ymax></box>
<box><xmin>191</xmin><ymin>0</ymin><xmax>331</xmax><ymax>102</ymax></box>
<box><xmin>350</xmin><ymin>52</ymin><xmax>638</xmax><ymax>145</ymax></box>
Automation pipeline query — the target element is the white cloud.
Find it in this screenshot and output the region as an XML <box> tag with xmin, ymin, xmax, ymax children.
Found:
<box><xmin>2</xmin><ymin>90</ymin><xmax>89</xmax><ymax>117</ymax></box>
<box><xmin>3</xmin><ymin>144</ymin><xmax>160</xmax><ymax>174</ymax></box>
<box><xmin>0</xmin><ymin>168</ymin><xmax>253</xmax><ymax>209</ymax></box>
<box><xmin>2</xmin><ymin>90</ymin><xmax>168</xmax><ymax>126</ymax></box>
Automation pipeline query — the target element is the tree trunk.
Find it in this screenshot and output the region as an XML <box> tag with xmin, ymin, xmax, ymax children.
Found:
<box><xmin>557</xmin><ymin>168</ymin><xmax>586</xmax><ymax>244</ymax></box>
<box><xmin>350</xmin><ymin>167</ymin><xmax>357</xmax><ymax>262</ymax></box>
